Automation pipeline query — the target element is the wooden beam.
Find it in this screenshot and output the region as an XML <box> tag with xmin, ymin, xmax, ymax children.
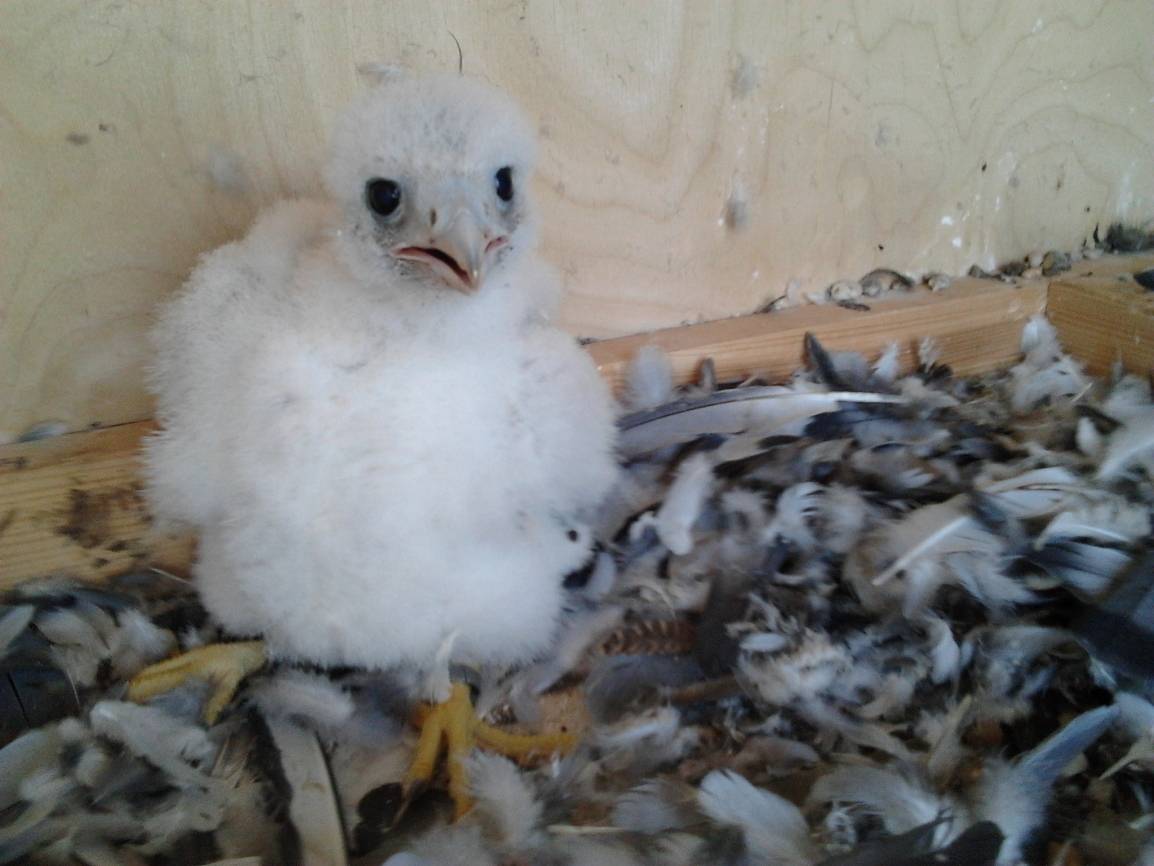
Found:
<box><xmin>8</xmin><ymin>254</ymin><xmax>1154</xmax><ymax>591</ymax></box>
<box><xmin>1046</xmin><ymin>266</ymin><xmax>1154</xmax><ymax>378</ymax></box>
<box><xmin>0</xmin><ymin>422</ymin><xmax>194</xmax><ymax>590</ymax></box>
<box><xmin>590</xmin><ymin>277</ymin><xmax>1047</xmax><ymax>392</ymax></box>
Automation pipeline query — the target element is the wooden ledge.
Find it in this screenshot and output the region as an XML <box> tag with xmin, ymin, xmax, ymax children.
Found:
<box><xmin>1047</xmin><ymin>272</ymin><xmax>1154</xmax><ymax>376</ymax></box>
<box><xmin>592</xmin><ymin>277</ymin><xmax>1047</xmax><ymax>391</ymax></box>
<box><xmin>2</xmin><ymin>254</ymin><xmax>1152</xmax><ymax>590</ymax></box>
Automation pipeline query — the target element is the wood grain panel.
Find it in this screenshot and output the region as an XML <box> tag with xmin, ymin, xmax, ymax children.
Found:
<box><xmin>2</xmin><ymin>0</ymin><xmax>1153</xmax><ymax>437</ymax></box>
<box><xmin>1048</xmin><ymin>274</ymin><xmax>1154</xmax><ymax>377</ymax></box>
<box><xmin>591</xmin><ymin>279</ymin><xmax>1048</xmax><ymax>392</ymax></box>
<box><xmin>0</xmin><ymin>422</ymin><xmax>194</xmax><ymax>588</ymax></box>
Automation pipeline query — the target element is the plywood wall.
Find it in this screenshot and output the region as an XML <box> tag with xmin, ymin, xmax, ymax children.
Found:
<box><xmin>2</xmin><ymin>0</ymin><xmax>1153</xmax><ymax>438</ymax></box>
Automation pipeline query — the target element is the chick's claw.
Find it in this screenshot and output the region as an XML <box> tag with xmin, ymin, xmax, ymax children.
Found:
<box><xmin>126</xmin><ymin>640</ymin><xmax>268</xmax><ymax>724</ymax></box>
<box><xmin>404</xmin><ymin>681</ymin><xmax>576</xmax><ymax>821</ymax></box>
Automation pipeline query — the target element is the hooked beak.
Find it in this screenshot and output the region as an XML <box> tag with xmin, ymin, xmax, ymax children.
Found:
<box><xmin>393</xmin><ymin>210</ymin><xmax>507</xmax><ymax>294</ymax></box>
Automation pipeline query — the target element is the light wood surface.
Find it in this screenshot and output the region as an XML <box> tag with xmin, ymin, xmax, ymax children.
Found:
<box><xmin>591</xmin><ymin>252</ymin><xmax>1154</xmax><ymax>390</ymax></box>
<box><xmin>1048</xmin><ymin>274</ymin><xmax>1154</xmax><ymax>377</ymax></box>
<box><xmin>592</xmin><ymin>278</ymin><xmax>1048</xmax><ymax>393</ymax></box>
<box><xmin>3</xmin><ymin>0</ymin><xmax>1153</xmax><ymax>438</ymax></box>
<box><xmin>0</xmin><ymin>421</ymin><xmax>193</xmax><ymax>589</ymax></box>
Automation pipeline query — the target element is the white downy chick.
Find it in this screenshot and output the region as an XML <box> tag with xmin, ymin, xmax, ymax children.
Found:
<box><xmin>145</xmin><ymin>73</ymin><xmax>618</xmax><ymax>675</ymax></box>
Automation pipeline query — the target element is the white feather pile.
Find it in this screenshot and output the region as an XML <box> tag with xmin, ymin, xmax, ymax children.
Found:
<box><xmin>1036</xmin><ymin>498</ymin><xmax>1151</xmax><ymax>548</ymax></box>
<box><xmin>761</xmin><ymin>482</ymin><xmax>824</xmax><ymax>553</ymax></box>
<box><xmin>1097</xmin><ymin>410</ymin><xmax>1154</xmax><ymax>480</ymax></box>
<box><xmin>553</xmin><ymin>837</ymin><xmax>647</xmax><ymax>866</ymax></box>
<box><xmin>467</xmin><ymin>752</ymin><xmax>543</xmax><ymax>850</ymax></box>
<box><xmin>697</xmin><ymin>770</ymin><xmax>815</xmax><ymax>865</ymax></box>
<box><xmin>249</xmin><ymin>669</ymin><xmax>356</xmax><ymax>736</ymax></box>
<box><xmin>108</xmin><ymin>608</ymin><xmax>176</xmax><ymax>679</ymax></box>
<box><xmin>387</xmin><ymin>826</ymin><xmax>497</xmax><ymax>866</ymax></box>
<box><xmin>1009</xmin><ymin>315</ymin><xmax>1089</xmax><ymax>412</ymax></box>
<box><xmin>37</xmin><ymin>605</ymin><xmax>114</xmax><ymax>686</ymax></box>
<box><xmin>590</xmin><ymin>706</ymin><xmax>702</xmax><ymax>781</ymax></box>
<box><xmin>89</xmin><ymin>701</ymin><xmax>218</xmax><ymax>789</ymax></box>
<box><xmin>849</xmin><ymin>466</ymin><xmax>1092</xmax><ymax>615</ymax></box>
<box><xmin>848</xmin><ymin>495</ymin><xmax>1004</xmax><ymax>615</ymax></box>
<box><xmin>739</xmin><ymin>629</ymin><xmax>848</xmax><ymax>707</ymax></box>
<box><xmin>808</xmin><ymin>765</ymin><xmax>958</xmax><ymax>844</ymax></box>
<box><xmin>612</xmin><ymin>779</ymin><xmax>698</xmax><ymax>834</ymax></box>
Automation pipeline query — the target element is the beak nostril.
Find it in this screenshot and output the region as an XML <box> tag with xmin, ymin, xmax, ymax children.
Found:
<box><xmin>429</xmin><ymin>209</ymin><xmax>438</xmax><ymax>228</ymax></box>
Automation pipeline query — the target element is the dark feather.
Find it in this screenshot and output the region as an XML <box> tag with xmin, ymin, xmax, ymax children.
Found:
<box><xmin>0</xmin><ymin>676</ymin><xmax>25</xmax><ymax>747</ymax></box>
<box><xmin>1104</xmin><ymin>222</ymin><xmax>1154</xmax><ymax>253</ymax></box>
<box><xmin>694</xmin><ymin>540</ymin><xmax>793</xmax><ymax>677</ymax></box>
<box><xmin>805</xmin><ymin>332</ymin><xmax>854</xmax><ymax>391</ymax></box>
<box><xmin>968</xmin><ymin>491</ymin><xmax>1013</xmax><ymax>536</ymax></box>
<box><xmin>2</xmin><ymin>659</ymin><xmax>79</xmax><ymax>735</ymax></box>
<box><xmin>694</xmin><ymin>572</ymin><xmax>753</xmax><ymax>679</ymax></box>
<box><xmin>1076</xmin><ymin>403</ymin><xmax>1123</xmax><ymax>434</ymax></box>
<box><xmin>816</xmin><ymin>817</ymin><xmax>947</xmax><ymax>866</ymax></box>
<box><xmin>804</xmin><ymin>332</ymin><xmax>897</xmax><ymax>393</ymax></box>
<box><xmin>1071</xmin><ymin>549</ymin><xmax>1154</xmax><ymax>681</ymax></box>
<box><xmin>914</xmin><ymin>821</ymin><xmax>1003</xmax><ymax>866</ymax></box>
<box><xmin>585</xmin><ymin>654</ymin><xmax>704</xmax><ymax>723</ymax></box>
<box><xmin>1021</xmin><ymin>539</ymin><xmax>1132</xmax><ymax>596</ymax></box>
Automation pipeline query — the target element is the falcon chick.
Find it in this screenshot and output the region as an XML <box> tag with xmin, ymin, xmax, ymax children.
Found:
<box><xmin>131</xmin><ymin>73</ymin><xmax>618</xmax><ymax>813</ymax></box>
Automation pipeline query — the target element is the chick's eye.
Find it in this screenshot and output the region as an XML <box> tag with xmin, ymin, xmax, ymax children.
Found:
<box><xmin>494</xmin><ymin>167</ymin><xmax>514</xmax><ymax>202</ymax></box>
<box><xmin>365</xmin><ymin>178</ymin><xmax>402</xmax><ymax>217</ymax></box>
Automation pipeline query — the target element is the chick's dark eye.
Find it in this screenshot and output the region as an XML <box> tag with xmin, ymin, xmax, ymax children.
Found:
<box><xmin>494</xmin><ymin>167</ymin><xmax>514</xmax><ymax>202</ymax></box>
<box><xmin>365</xmin><ymin>178</ymin><xmax>402</xmax><ymax>217</ymax></box>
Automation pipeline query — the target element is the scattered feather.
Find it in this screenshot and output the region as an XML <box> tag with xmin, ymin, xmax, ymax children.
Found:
<box><xmin>656</xmin><ymin>453</ymin><xmax>714</xmax><ymax>555</ymax></box>
<box><xmin>808</xmin><ymin>765</ymin><xmax>957</xmax><ymax>842</ymax></box>
<box><xmin>612</xmin><ymin>778</ymin><xmax>699</xmax><ymax>834</ymax></box>
<box><xmin>625</xmin><ymin>345</ymin><xmax>676</xmax><ymax>411</ymax></box>
<box><xmin>468</xmin><ymin>752</ymin><xmax>543</xmax><ymax>849</ymax></box>
<box><xmin>698</xmin><ymin>770</ymin><xmax>815</xmax><ymax>864</ymax></box>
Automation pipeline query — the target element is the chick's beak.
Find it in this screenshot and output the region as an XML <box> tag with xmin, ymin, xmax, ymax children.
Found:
<box><xmin>394</xmin><ymin>209</ymin><xmax>506</xmax><ymax>295</ymax></box>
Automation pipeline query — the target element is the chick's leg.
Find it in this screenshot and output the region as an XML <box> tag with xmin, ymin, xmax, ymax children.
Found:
<box><xmin>404</xmin><ymin>682</ymin><xmax>475</xmax><ymax>818</ymax></box>
<box><xmin>126</xmin><ymin>641</ymin><xmax>267</xmax><ymax>724</ymax></box>
<box><xmin>404</xmin><ymin>681</ymin><xmax>577</xmax><ymax>820</ymax></box>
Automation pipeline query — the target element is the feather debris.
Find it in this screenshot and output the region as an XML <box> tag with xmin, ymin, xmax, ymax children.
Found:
<box><xmin>697</xmin><ymin>769</ymin><xmax>816</xmax><ymax>864</ymax></box>
<box><xmin>656</xmin><ymin>453</ymin><xmax>715</xmax><ymax>555</ymax></box>
<box><xmin>619</xmin><ymin>387</ymin><xmax>904</xmax><ymax>459</ymax></box>
<box><xmin>9</xmin><ymin>313</ymin><xmax>1154</xmax><ymax>865</ymax></box>
<box><xmin>624</xmin><ymin>344</ymin><xmax>675</xmax><ymax>411</ymax></box>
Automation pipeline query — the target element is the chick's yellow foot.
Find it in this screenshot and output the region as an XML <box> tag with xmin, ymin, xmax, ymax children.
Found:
<box><xmin>126</xmin><ymin>640</ymin><xmax>268</xmax><ymax>724</ymax></box>
<box><xmin>404</xmin><ymin>682</ymin><xmax>577</xmax><ymax>820</ymax></box>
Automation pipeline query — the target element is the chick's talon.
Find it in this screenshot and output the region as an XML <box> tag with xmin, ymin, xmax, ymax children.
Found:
<box><xmin>126</xmin><ymin>640</ymin><xmax>268</xmax><ymax>724</ymax></box>
<box><xmin>403</xmin><ymin>681</ymin><xmax>576</xmax><ymax>821</ymax></box>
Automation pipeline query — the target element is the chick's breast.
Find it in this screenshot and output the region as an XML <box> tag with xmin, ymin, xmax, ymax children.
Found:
<box><xmin>179</xmin><ymin>305</ymin><xmax>613</xmax><ymax>672</ymax></box>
